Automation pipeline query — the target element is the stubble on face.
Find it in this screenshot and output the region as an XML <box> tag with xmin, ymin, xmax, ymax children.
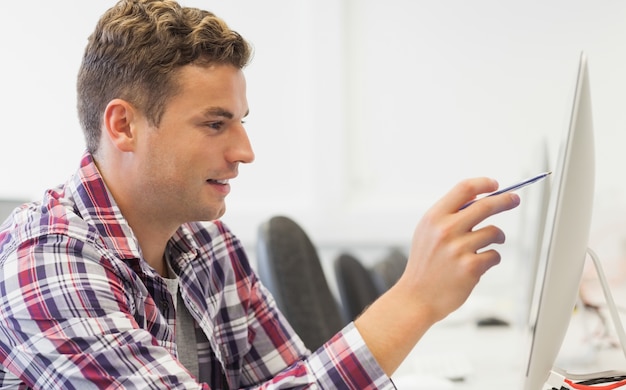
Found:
<box><xmin>130</xmin><ymin>64</ymin><xmax>248</xmax><ymax>227</ymax></box>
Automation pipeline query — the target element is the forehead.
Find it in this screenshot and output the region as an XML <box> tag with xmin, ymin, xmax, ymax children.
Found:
<box><xmin>168</xmin><ymin>63</ymin><xmax>248</xmax><ymax>116</ymax></box>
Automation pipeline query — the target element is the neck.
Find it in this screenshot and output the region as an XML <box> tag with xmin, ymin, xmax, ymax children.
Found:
<box><xmin>132</xmin><ymin>224</ymin><xmax>176</xmax><ymax>276</ymax></box>
<box><xmin>94</xmin><ymin>155</ymin><xmax>179</xmax><ymax>277</ymax></box>
<box><xmin>118</xmin><ymin>198</ymin><xmax>181</xmax><ymax>276</ymax></box>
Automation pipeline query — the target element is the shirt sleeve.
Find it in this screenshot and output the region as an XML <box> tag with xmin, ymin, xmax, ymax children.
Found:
<box><xmin>304</xmin><ymin>323</ymin><xmax>396</xmax><ymax>389</ymax></box>
<box><xmin>238</xmin><ymin>270</ymin><xmax>396</xmax><ymax>390</ymax></box>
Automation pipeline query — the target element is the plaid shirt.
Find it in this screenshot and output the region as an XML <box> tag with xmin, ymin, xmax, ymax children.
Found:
<box><xmin>0</xmin><ymin>152</ymin><xmax>393</xmax><ymax>389</ymax></box>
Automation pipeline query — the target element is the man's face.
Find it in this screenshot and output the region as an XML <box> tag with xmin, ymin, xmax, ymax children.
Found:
<box><xmin>132</xmin><ymin>63</ymin><xmax>254</xmax><ymax>224</ymax></box>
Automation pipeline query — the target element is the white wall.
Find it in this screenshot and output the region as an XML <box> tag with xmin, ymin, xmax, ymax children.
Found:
<box><xmin>2</xmin><ymin>1</ymin><xmax>626</xmax><ymax>266</ymax></box>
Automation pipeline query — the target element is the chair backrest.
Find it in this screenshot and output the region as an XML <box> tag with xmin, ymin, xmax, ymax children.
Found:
<box><xmin>256</xmin><ymin>215</ymin><xmax>345</xmax><ymax>351</ymax></box>
<box><xmin>334</xmin><ymin>253</ymin><xmax>380</xmax><ymax>321</ymax></box>
<box><xmin>370</xmin><ymin>248</ymin><xmax>408</xmax><ymax>295</ymax></box>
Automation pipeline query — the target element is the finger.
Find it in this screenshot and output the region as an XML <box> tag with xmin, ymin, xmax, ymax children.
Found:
<box><xmin>467</xmin><ymin>224</ymin><xmax>506</xmax><ymax>250</ymax></box>
<box><xmin>458</xmin><ymin>192</ymin><xmax>521</xmax><ymax>230</ymax></box>
<box><xmin>449</xmin><ymin>225</ymin><xmax>504</xmax><ymax>264</ymax></box>
<box><xmin>471</xmin><ymin>249</ymin><xmax>502</xmax><ymax>276</ymax></box>
<box><xmin>445</xmin><ymin>225</ymin><xmax>504</xmax><ymax>279</ymax></box>
<box><xmin>454</xmin><ymin>247</ymin><xmax>503</xmax><ymax>283</ymax></box>
<box><xmin>434</xmin><ymin>178</ymin><xmax>500</xmax><ymax>215</ymax></box>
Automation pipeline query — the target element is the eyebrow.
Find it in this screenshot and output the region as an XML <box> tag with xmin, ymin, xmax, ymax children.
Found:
<box><xmin>202</xmin><ymin>107</ymin><xmax>249</xmax><ymax>119</ymax></box>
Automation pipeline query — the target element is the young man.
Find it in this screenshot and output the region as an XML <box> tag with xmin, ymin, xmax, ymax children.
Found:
<box><xmin>0</xmin><ymin>0</ymin><xmax>519</xmax><ymax>388</ymax></box>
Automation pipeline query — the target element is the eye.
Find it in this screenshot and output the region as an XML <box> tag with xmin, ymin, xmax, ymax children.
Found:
<box><xmin>205</xmin><ymin>121</ymin><xmax>224</xmax><ymax>131</ymax></box>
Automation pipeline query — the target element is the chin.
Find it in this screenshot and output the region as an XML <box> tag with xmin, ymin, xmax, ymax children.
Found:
<box><xmin>180</xmin><ymin>207</ymin><xmax>224</xmax><ymax>224</ymax></box>
<box><xmin>202</xmin><ymin>205</ymin><xmax>226</xmax><ymax>222</ymax></box>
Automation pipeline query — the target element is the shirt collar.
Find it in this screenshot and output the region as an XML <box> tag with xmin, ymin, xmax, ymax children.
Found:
<box><xmin>68</xmin><ymin>151</ymin><xmax>143</xmax><ymax>261</ymax></box>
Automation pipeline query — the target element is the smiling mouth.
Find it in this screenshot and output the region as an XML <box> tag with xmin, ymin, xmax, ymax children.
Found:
<box><xmin>207</xmin><ymin>179</ymin><xmax>229</xmax><ymax>185</ymax></box>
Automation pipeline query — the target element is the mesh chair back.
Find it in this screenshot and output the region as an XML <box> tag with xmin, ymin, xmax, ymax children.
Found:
<box><xmin>334</xmin><ymin>253</ymin><xmax>380</xmax><ymax>321</ymax></box>
<box><xmin>370</xmin><ymin>248</ymin><xmax>408</xmax><ymax>295</ymax></box>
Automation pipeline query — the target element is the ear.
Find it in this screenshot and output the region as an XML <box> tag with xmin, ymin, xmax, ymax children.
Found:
<box><xmin>103</xmin><ymin>99</ymin><xmax>138</xmax><ymax>153</ymax></box>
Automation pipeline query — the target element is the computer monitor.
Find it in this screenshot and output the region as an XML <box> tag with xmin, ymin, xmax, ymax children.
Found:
<box><xmin>514</xmin><ymin>140</ymin><xmax>551</xmax><ymax>328</ymax></box>
<box><xmin>522</xmin><ymin>52</ymin><xmax>595</xmax><ymax>390</ymax></box>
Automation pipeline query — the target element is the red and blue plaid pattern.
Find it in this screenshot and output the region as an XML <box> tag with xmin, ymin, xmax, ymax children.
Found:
<box><xmin>0</xmin><ymin>152</ymin><xmax>392</xmax><ymax>389</ymax></box>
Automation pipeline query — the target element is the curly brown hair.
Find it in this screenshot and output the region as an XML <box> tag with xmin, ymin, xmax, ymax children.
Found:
<box><xmin>77</xmin><ymin>0</ymin><xmax>252</xmax><ymax>154</ymax></box>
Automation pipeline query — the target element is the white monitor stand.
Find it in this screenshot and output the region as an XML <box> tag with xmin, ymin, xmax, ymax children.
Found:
<box><xmin>549</xmin><ymin>248</ymin><xmax>626</xmax><ymax>388</ymax></box>
<box><xmin>586</xmin><ymin>248</ymin><xmax>626</xmax><ymax>362</ymax></box>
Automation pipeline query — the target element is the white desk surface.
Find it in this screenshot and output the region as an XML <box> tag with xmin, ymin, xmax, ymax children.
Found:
<box><xmin>388</xmin><ymin>240</ymin><xmax>626</xmax><ymax>389</ymax></box>
<box><xmin>392</xmin><ymin>293</ymin><xmax>626</xmax><ymax>389</ymax></box>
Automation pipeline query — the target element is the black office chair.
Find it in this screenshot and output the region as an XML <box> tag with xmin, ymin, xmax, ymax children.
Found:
<box><xmin>334</xmin><ymin>253</ymin><xmax>381</xmax><ymax>321</ymax></box>
<box><xmin>256</xmin><ymin>215</ymin><xmax>345</xmax><ymax>352</ymax></box>
<box><xmin>369</xmin><ymin>247</ymin><xmax>408</xmax><ymax>295</ymax></box>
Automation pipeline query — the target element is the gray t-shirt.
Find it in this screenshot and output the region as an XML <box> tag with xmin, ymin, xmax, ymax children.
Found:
<box><xmin>164</xmin><ymin>260</ymin><xmax>199</xmax><ymax>379</ymax></box>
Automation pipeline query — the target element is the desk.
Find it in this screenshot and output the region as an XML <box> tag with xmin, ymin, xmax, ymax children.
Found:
<box><xmin>393</xmin><ymin>320</ymin><xmax>524</xmax><ymax>389</ymax></box>
<box><xmin>392</xmin><ymin>301</ymin><xmax>626</xmax><ymax>389</ymax></box>
<box><xmin>389</xmin><ymin>241</ymin><xmax>626</xmax><ymax>389</ymax></box>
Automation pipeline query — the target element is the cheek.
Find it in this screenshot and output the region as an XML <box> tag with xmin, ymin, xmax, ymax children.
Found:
<box><xmin>141</xmin><ymin>130</ymin><xmax>210</xmax><ymax>183</ymax></box>
<box><xmin>136</xmin><ymin>142</ymin><xmax>181</xmax><ymax>188</ymax></box>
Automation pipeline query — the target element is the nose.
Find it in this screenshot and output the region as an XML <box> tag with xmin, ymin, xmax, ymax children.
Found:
<box><xmin>228</xmin><ymin>123</ymin><xmax>255</xmax><ymax>164</ymax></box>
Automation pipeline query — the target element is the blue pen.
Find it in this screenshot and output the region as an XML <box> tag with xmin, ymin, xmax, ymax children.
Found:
<box><xmin>459</xmin><ymin>171</ymin><xmax>552</xmax><ymax>210</ymax></box>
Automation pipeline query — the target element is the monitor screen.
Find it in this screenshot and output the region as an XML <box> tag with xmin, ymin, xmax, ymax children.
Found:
<box><xmin>514</xmin><ymin>141</ymin><xmax>552</xmax><ymax>328</ymax></box>
<box><xmin>522</xmin><ymin>52</ymin><xmax>595</xmax><ymax>390</ymax></box>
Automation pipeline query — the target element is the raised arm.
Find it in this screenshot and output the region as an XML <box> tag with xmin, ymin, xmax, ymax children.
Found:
<box><xmin>354</xmin><ymin>177</ymin><xmax>521</xmax><ymax>375</ymax></box>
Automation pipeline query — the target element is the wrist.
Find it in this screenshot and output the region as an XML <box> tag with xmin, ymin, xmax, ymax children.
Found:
<box><xmin>353</xmin><ymin>283</ymin><xmax>438</xmax><ymax>376</ymax></box>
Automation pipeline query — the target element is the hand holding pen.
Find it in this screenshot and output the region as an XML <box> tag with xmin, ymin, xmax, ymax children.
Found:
<box><xmin>459</xmin><ymin>171</ymin><xmax>552</xmax><ymax>210</ymax></box>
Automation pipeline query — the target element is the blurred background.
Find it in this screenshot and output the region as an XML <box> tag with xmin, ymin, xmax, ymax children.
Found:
<box><xmin>1</xmin><ymin>0</ymin><xmax>626</xmax><ymax>315</ymax></box>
